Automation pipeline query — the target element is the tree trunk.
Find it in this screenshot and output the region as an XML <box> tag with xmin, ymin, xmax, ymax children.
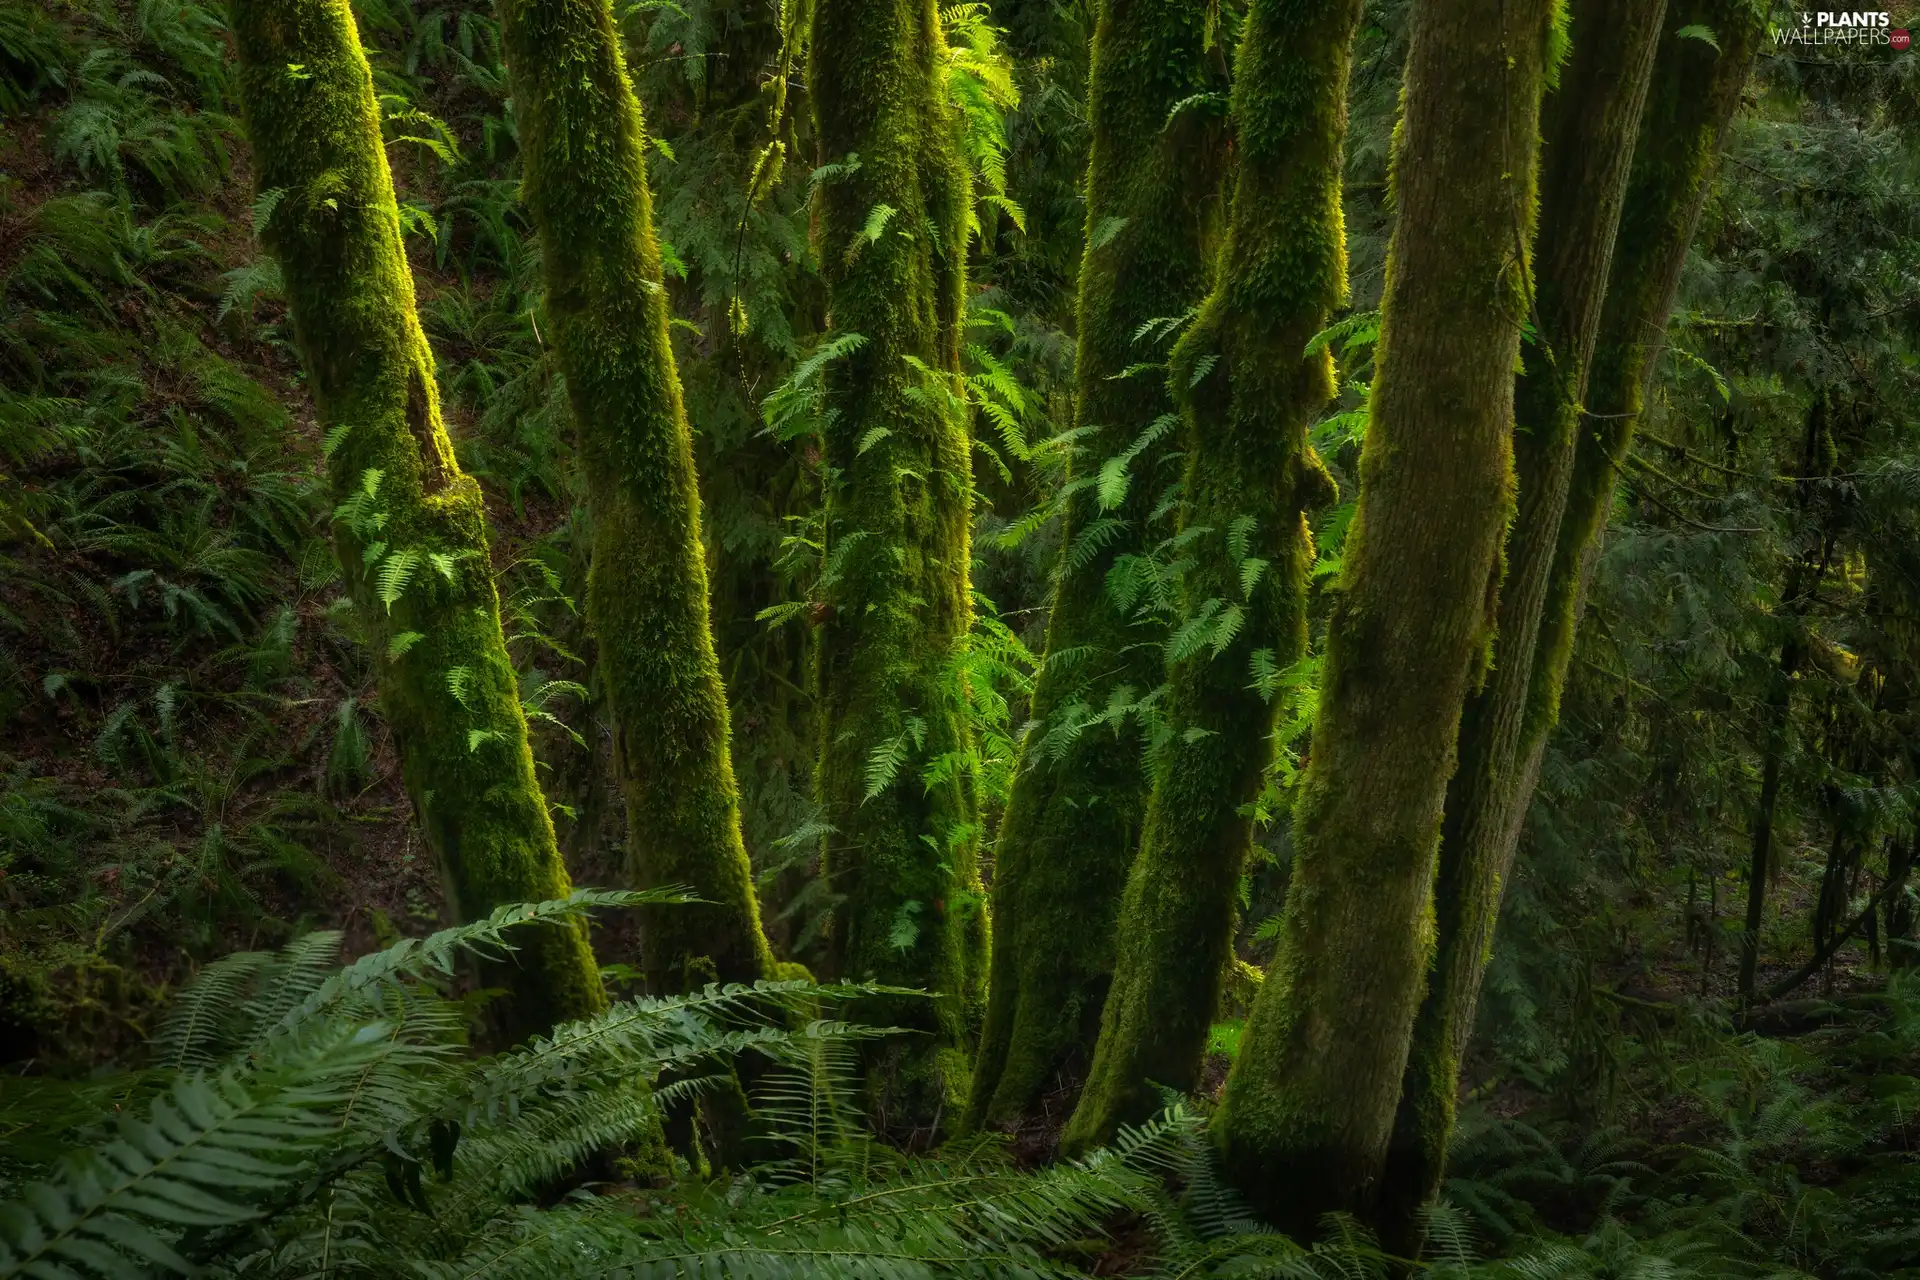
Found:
<box><xmin>1523</xmin><ymin>0</ymin><xmax>1761</xmax><ymax>747</ymax></box>
<box><xmin>1887</xmin><ymin>832</ymin><xmax>1916</xmax><ymax>966</ymax></box>
<box><xmin>1372</xmin><ymin>0</ymin><xmax>1668</xmax><ymax>1243</ymax></box>
<box><xmin>1359</xmin><ymin>0</ymin><xmax>1759</xmax><ymax>1230</ymax></box>
<box><xmin>1738</xmin><ymin>399</ymin><xmax>1831</xmax><ymax>999</ymax></box>
<box><xmin>965</xmin><ymin>0</ymin><xmax>1225</xmax><ymax>1134</ymax></box>
<box><xmin>227</xmin><ymin>0</ymin><xmax>602</xmax><ymax>1042</ymax></box>
<box><xmin>1210</xmin><ymin>0</ymin><xmax>1556</xmax><ymax>1230</ymax></box>
<box><xmin>1059</xmin><ymin>0</ymin><xmax>1359</xmax><ymax>1156</ymax></box>
<box><xmin>498</xmin><ymin>0</ymin><xmax>776</xmax><ymax>992</ymax></box>
<box><xmin>810</xmin><ymin>0</ymin><xmax>984</xmax><ymax>1124</ymax></box>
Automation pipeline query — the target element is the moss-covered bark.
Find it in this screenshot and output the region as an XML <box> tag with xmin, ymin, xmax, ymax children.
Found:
<box><xmin>1210</xmin><ymin>0</ymin><xmax>1556</xmax><ymax>1230</ymax></box>
<box><xmin>1525</xmin><ymin>0</ymin><xmax>1759</xmax><ymax>747</ymax></box>
<box><xmin>810</xmin><ymin>0</ymin><xmax>983</xmax><ymax>1119</ymax></box>
<box><xmin>227</xmin><ymin>0</ymin><xmax>602</xmax><ymax>1041</ymax></box>
<box><xmin>498</xmin><ymin>0</ymin><xmax>775</xmax><ymax>992</ymax></box>
<box><xmin>1493</xmin><ymin>0</ymin><xmax>1757</xmax><ymax>994</ymax></box>
<box><xmin>1373</xmin><ymin>0</ymin><xmax>1669</xmax><ymax>1242</ymax></box>
<box><xmin>1057</xmin><ymin>0</ymin><xmax>1357</xmax><ymax>1157</ymax></box>
<box><xmin>964</xmin><ymin>0</ymin><xmax>1225</xmax><ymax>1134</ymax></box>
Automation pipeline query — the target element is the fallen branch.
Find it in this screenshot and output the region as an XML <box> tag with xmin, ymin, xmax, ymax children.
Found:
<box><xmin>1753</xmin><ymin>880</ymin><xmax>1899</xmax><ymax>1007</ymax></box>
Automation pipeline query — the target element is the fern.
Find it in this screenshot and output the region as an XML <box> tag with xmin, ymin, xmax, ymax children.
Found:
<box><xmin>863</xmin><ymin>717</ymin><xmax>927</xmax><ymax>802</ymax></box>
<box><xmin>0</xmin><ymin>893</ymin><xmax>949</xmax><ymax>1280</ymax></box>
<box><xmin>323</xmin><ymin>696</ymin><xmax>372</xmax><ymax>796</ymax></box>
<box><xmin>214</xmin><ymin>258</ymin><xmax>283</xmax><ymax>324</ymax></box>
<box><xmin>940</xmin><ymin>3</ymin><xmax>1022</xmax><ymax>237</ymax></box>
<box><xmin>846</xmin><ymin>202</ymin><xmax>897</xmax><ymax>261</ymax></box>
<box><xmin>1067</xmin><ymin>516</ymin><xmax>1127</xmax><ymax>573</ymax></box>
<box><xmin>0</xmin><ymin>888</ymin><xmax>1200</xmax><ymax>1278</ymax></box>
<box><xmin>267</xmin><ymin>891</ymin><xmax>682</xmax><ymax>1040</ymax></box>
<box><xmin>375</xmin><ymin>547</ymin><xmax>420</xmax><ymax>611</ymax></box>
<box><xmin>1302</xmin><ymin>309</ymin><xmax>1381</xmax><ymax>359</ymax></box>
<box><xmin>0</xmin><ymin>1022</ymin><xmax>397</xmax><ymax>1278</ymax></box>
<box><xmin>151</xmin><ymin>930</ymin><xmax>343</xmax><ymax>1071</ymax></box>
<box><xmin>1096</xmin><ymin>412</ymin><xmax>1180</xmax><ymax>512</ymax></box>
<box><xmin>445</xmin><ymin>664</ymin><xmax>477</xmax><ymax>710</ymax></box>
<box><xmin>762</xmin><ymin>332</ymin><xmax>867</xmax><ymax>441</ymax></box>
<box><xmin>1086</xmin><ymin>215</ymin><xmax>1128</xmax><ymax>252</ymax></box>
<box><xmin>1166</xmin><ymin>598</ymin><xmax>1224</xmax><ymax>664</ymax></box>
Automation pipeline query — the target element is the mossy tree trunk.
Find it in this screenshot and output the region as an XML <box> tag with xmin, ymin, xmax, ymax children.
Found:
<box><xmin>498</xmin><ymin>0</ymin><xmax>776</xmax><ymax>992</ymax></box>
<box><xmin>965</xmin><ymin>0</ymin><xmax>1226</xmax><ymax>1134</ymax></box>
<box><xmin>1524</xmin><ymin>0</ymin><xmax>1760</xmax><ymax>752</ymax></box>
<box><xmin>1373</xmin><ymin>0</ymin><xmax>1670</xmax><ymax>1242</ymax></box>
<box><xmin>1375</xmin><ymin>0</ymin><xmax>1758</xmax><ymax>1181</ymax></box>
<box><xmin>1210</xmin><ymin>0</ymin><xmax>1556</xmax><ymax>1230</ymax></box>
<box><xmin>227</xmin><ymin>0</ymin><xmax>602</xmax><ymax>1041</ymax></box>
<box><xmin>1057</xmin><ymin>0</ymin><xmax>1358</xmax><ymax>1156</ymax></box>
<box><xmin>810</xmin><ymin>0</ymin><xmax>984</xmax><ymax>1121</ymax></box>
<box><xmin>1369</xmin><ymin>0</ymin><xmax>1761</xmax><ymax>1237</ymax></box>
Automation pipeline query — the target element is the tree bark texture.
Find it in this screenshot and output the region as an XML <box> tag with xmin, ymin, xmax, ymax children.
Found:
<box><xmin>966</xmin><ymin>0</ymin><xmax>1225</xmax><ymax>1134</ymax></box>
<box><xmin>227</xmin><ymin>0</ymin><xmax>603</xmax><ymax>1041</ymax></box>
<box><xmin>499</xmin><ymin>0</ymin><xmax>777</xmax><ymax>992</ymax></box>
<box><xmin>1211</xmin><ymin>0</ymin><xmax>1556</xmax><ymax>1230</ymax></box>
<box><xmin>1364</xmin><ymin>0</ymin><xmax>1760</xmax><ymax>1233</ymax></box>
<box><xmin>1060</xmin><ymin>0</ymin><xmax>1358</xmax><ymax>1156</ymax></box>
<box><xmin>1374</xmin><ymin>0</ymin><xmax>1669</xmax><ymax>1241</ymax></box>
<box><xmin>1525</xmin><ymin>0</ymin><xmax>1761</xmax><ymax>747</ymax></box>
<box><xmin>810</xmin><ymin>0</ymin><xmax>984</xmax><ymax>1119</ymax></box>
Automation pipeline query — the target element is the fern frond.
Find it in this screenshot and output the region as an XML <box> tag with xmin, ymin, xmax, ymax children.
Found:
<box><xmin>0</xmin><ymin>1021</ymin><xmax>395</xmax><ymax>1279</ymax></box>
<box><xmin>863</xmin><ymin>717</ymin><xmax>927</xmax><ymax>802</ymax></box>
<box><xmin>266</xmin><ymin>891</ymin><xmax>688</xmax><ymax>1045</ymax></box>
<box><xmin>375</xmin><ymin>547</ymin><xmax>420</xmax><ymax>611</ymax></box>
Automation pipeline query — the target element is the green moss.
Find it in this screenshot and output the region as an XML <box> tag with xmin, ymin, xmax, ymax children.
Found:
<box><xmin>1058</xmin><ymin>0</ymin><xmax>1356</xmax><ymax>1157</ymax></box>
<box><xmin>226</xmin><ymin>0</ymin><xmax>602</xmax><ymax>1041</ymax></box>
<box><xmin>498</xmin><ymin>0</ymin><xmax>775</xmax><ymax>992</ymax></box>
<box><xmin>964</xmin><ymin>0</ymin><xmax>1225</xmax><ymax>1134</ymax></box>
<box><xmin>1528</xmin><ymin>0</ymin><xmax>1760</xmax><ymax>745</ymax></box>
<box><xmin>1371</xmin><ymin>0</ymin><xmax>1678</xmax><ymax>1244</ymax></box>
<box><xmin>1211</xmin><ymin>0</ymin><xmax>1556</xmax><ymax>1231</ymax></box>
<box><xmin>809</xmin><ymin>0</ymin><xmax>984</xmax><ymax>1120</ymax></box>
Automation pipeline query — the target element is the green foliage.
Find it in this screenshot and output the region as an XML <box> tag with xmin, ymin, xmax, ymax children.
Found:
<box><xmin>1489</xmin><ymin>27</ymin><xmax>1920</xmax><ymax>1083</ymax></box>
<box><xmin>0</xmin><ymin>3</ymin><xmax>70</xmax><ymax>115</ymax></box>
<box><xmin>35</xmin><ymin>0</ymin><xmax>233</xmax><ymax>203</ymax></box>
<box><xmin>1441</xmin><ymin>981</ymin><xmax>1920</xmax><ymax>1279</ymax></box>
<box><xmin>0</xmin><ymin>67</ymin><xmax>365</xmax><ymax>1049</ymax></box>
<box><xmin>0</xmin><ymin>894</ymin><xmax>1203</xmax><ymax>1279</ymax></box>
<box><xmin>7</xmin><ymin>0</ymin><xmax>1920</xmax><ymax>1276</ymax></box>
<box><xmin>941</xmin><ymin>3</ymin><xmax>1023</xmax><ymax>235</ymax></box>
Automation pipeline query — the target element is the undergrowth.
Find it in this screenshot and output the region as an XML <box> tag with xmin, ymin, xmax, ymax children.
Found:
<box><xmin>5</xmin><ymin>0</ymin><xmax>1920</xmax><ymax>1276</ymax></box>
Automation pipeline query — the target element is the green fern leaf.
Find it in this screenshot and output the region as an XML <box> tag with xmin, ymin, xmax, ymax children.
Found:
<box><xmin>376</xmin><ymin>549</ymin><xmax>420</xmax><ymax>612</ymax></box>
<box><xmin>863</xmin><ymin>717</ymin><xmax>927</xmax><ymax>802</ymax></box>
